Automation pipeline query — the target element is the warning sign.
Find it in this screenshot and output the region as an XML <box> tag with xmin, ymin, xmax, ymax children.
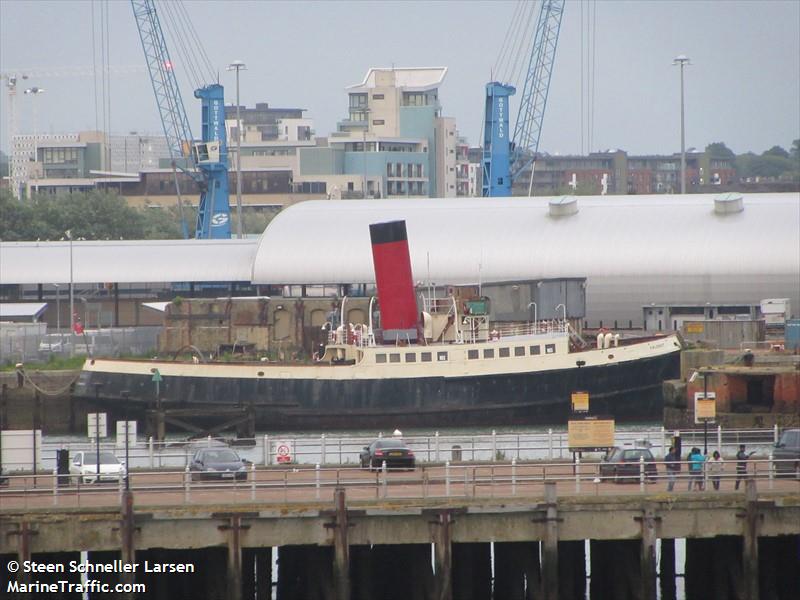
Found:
<box><xmin>694</xmin><ymin>392</ymin><xmax>716</xmax><ymax>424</ymax></box>
<box><xmin>275</xmin><ymin>440</ymin><xmax>293</xmax><ymax>464</ymax></box>
<box><xmin>568</xmin><ymin>418</ymin><xmax>615</xmax><ymax>451</ymax></box>
<box><xmin>571</xmin><ymin>391</ymin><xmax>589</xmax><ymax>413</ymax></box>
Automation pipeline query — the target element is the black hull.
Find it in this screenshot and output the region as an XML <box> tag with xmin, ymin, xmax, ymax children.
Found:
<box><xmin>75</xmin><ymin>352</ymin><xmax>680</xmax><ymax>430</ymax></box>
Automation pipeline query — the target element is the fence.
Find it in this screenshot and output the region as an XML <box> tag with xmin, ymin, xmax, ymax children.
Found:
<box><xmin>0</xmin><ymin>326</ymin><xmax>160</xmax><ymax>364</ymax></box>
<box><xmin>0</xmin><ymin>456</ymin><xmax>796</xmax><ymax>511</ymax></box>
<box><xmin>0</xmin><ymin>426</ymin><xmax>781</xmax><ymax>473</ymax></box>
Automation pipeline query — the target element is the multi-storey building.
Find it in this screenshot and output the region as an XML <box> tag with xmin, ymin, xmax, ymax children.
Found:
<box><xmin>10</xmin><ymin>131</ymin><xmax>171</xmax><ymax>198</ymax></box>
<box><xmin>295</xmin><ymin>67</ymin><xmax>463</xmax><ymax>199</ymax></box>
<box><xmin>508</xmin><ymin>150</ymin><xmax>737</xmax><ymax>196</ymax></box>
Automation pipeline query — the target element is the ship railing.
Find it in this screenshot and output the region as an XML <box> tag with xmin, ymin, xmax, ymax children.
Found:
<box><xmin>487</xmin><ymin>319</ymin><xmax>568</xmax><ymax>340</ymax></box>
<box><xmin>13</xmin><ymin>426</ymin><xmax>782</xmax><ymax>476</ymax></box>
<box><xmin>1</xmin><ymin>456</ymin><xmax>796</xmax><ymax>509</ymax></box>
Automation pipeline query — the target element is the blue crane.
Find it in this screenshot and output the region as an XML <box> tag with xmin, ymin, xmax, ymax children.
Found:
<box><xmin>131</xmin><ymin>0</ymin><xmax>231</xmax><ymax>239</ymax></box>
<box><xmin>483</xmin><ymin>0</ymin><xmax>565</xmax><ymax>197</ymax></box>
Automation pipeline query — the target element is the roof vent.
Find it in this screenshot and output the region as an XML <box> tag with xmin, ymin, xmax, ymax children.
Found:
<box><xmin>548</xmin><ymin>196</ymin><xmax>578</xmax><ymax>217</ymax></box>
<box><xmin>714</xmin><ymin>192</ymin><xmax>744</xmax><ymax>214</ymax></box>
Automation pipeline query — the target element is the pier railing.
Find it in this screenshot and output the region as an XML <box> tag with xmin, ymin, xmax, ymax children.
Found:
<box><xmin>0</xmin><ymin>457</ymin><xmax>797</xmax><ymax>510</ymax></box>
<box><xmin>3</xmin><ymin>426</ymin><xmax>781</xmax><ymax>473</ymax></box>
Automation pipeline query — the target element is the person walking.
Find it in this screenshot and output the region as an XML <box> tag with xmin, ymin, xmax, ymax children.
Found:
<box><xmin>708</xmin><ymin>450</ymin><xmax>724</xmax><ymax>490</ymax></box>
<box><xmin>665</xmin><ymin>445</ymin><xmax>681</xmax><ymax>491</ymax></box>
<box><xmin>688</xmin><ymin>447</ymin><xmax>706</xmax><ymax>491</ymax></box>
<box><xmin>735</xmin><ymin>444</ymin><xmax>754</xmax><ymax>490</ymax></box>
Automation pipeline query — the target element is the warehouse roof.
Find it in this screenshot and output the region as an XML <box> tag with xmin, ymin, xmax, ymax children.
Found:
<box><xmin>0</xmin><ymin>239</ymin><xmax>258</xmax><ymax>284</ymax></box>
<box><xmin>250</xmin><ymin>193</ymin><xmax>800</xmax><ymax>285</ymax></box>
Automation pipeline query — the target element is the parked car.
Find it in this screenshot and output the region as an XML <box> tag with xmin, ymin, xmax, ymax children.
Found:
<box><xmin>774</xmin><ymin>429</ymin><xmax>800</xmax><ymax>478</ymax></box>
<box><xmin>70</xmin><ymin>451</ymin><xmax>125</xmax><ymax>484</ymax></box>
<box><xmin>189</xmin><ymin>447</ymin><xmax>248</xmax><ymax>481</ymax></box>
<box><xmin>359</xmin><ymin>439</ymin><xmax>415</xmax><ymax>470</ymax></box>
<box><xmin>599</xmin><ymin>447</ymin><xmax>658</xmax><ymax>483</ymax></box>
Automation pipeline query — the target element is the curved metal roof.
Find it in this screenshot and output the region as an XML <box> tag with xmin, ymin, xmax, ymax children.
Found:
<box><xmin>252</xmin><ymin>193</ymin><xmax>799</xmax><ymax>283</ymax></box>
<box><xmin>251</xmin><ymin>193</ymin><xmax>800</xmax><ymax>324</ymax></box>
<box><xmin>0</xmin><ymin>239</ymin><xmax>258</xmax><ymax>284</ymax></box>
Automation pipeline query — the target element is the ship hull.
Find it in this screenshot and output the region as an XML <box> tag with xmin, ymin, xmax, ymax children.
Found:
<box><xmin>74</xmin><ymin>350</ymin><xmax>680</xmax><ymax>430</ymax></box>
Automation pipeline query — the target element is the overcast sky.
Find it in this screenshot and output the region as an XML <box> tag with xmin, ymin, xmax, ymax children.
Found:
<box><xmin>1</xmin><ymin>0</ymin><xmax>798</xmax><ymax>157</ymax></box>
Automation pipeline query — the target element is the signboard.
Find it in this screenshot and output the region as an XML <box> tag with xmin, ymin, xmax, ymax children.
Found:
<box><xmin>88</xmin><ymin>413</ymin><xmax>107</xmax><ymax>439</ymax></box>
<box><xmin>568</xmin><ymin>418</ymin><xmax>615</xmax><ymax>451</ymax></box>
<box><xmin>0</xmin><ymin>430</ymin><xmax>42</xmax><ymax>472</ymax></box>
<box><xmin>694</xmin><ymin>392</ymin><xmax>717</xmax><ymax>424</ymax></box>
<box><xmin>685</xmin><ymin>323</ymin><xmax>704</xmax><ymax>333</ymax></box>
<box><xmin>571</xmin><ymin>391</ymin><xmax>589</xmax><ymax>413</ymax></box>
<box><xmin>275</xmin><ymin>440</ymin><xmax>294</xmax><ymax>464</ymax></box>
<box><xmin>115</xmin><ymin>421</ymin><xmax>138</xmax><ymax>448</ymax></box>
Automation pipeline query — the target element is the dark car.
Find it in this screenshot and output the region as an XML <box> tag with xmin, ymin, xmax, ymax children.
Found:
<box><xmin>359</xmin><ymin>439</ymin><xmax>415</xmax><ymax>471</ymax></box>
<box><xmin>189</xmin><ymin>447</ymin><xmax>248</xmax><ymax>481</ymax></box>
<box><xmin>599</xmin><ymin>447</ymin><xmax>658</xmax><ymax>483</ymax></box>
<box><xmin>774</xmin><ymin>429</ymin><xmax>800</xmax><ymax>478</ymax></box>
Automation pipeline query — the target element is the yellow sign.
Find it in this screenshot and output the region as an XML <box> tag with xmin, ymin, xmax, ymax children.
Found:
<box><xmin>571</xmin><ymin>391</ymin><xmax>589</xmax><ymax>413</ymax></box>
<box><xmin>568</xmin><ymin>418</ymin><xmax>615</xmax><ymax>450</ymax></box>
<box><xmin>694</xmin><ymin>392</ymin><xmax>717</xmax><ymax>423</ymax></box>
<box><xmin>685</xmin><ymin>322</ymin><xmax>704</xmax><ymax>333</ymax></box>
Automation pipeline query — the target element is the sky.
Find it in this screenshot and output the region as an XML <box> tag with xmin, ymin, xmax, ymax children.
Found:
<box><xmin>1</xmin><ymin>0</ymin><xmax>798</xmax><ymax>157</ymax></box>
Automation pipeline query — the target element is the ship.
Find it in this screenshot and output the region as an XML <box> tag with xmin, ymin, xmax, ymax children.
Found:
<box><xmin>73</xmin><ymin>221</ymin><xmax>682</xmax><ymax>430</ymax></box>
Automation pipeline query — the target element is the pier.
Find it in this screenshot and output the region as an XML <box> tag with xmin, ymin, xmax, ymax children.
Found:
<box><xmin>1</xmin><ymin>464</ymin><xmax>798</xmax><ymax>599</ymax></box>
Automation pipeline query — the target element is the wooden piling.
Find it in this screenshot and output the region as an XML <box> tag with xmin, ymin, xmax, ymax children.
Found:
<box><xmin>541</xmin><ymin>482</ymin><xmax>560</xmax><ymax>600</ymax></box>
<box><xmin>332</xmin><ymin>487</ymin><xmax>351</xmax><ymax>600</ymax></box>
<box><xmin>743</xmin><ymin>479</ymin><xmax>760</xmax><ymax>600</ymax></box>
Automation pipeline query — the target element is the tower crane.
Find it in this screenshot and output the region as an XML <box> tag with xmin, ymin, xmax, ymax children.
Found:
<box><xmin>131</xmin><ymin>0</ymin><xmax>231</xmax><ymax>239</ymax></box>
<box><xmin>483</xmin><ymin>0</ymin><xmax>565</xmax><ymax>197</ymax></box>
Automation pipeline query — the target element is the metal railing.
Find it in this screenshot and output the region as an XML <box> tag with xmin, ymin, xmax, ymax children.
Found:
<box><xmin>0</xmin><ymin>426</ymin><xmax>782</xmax><ymax>473</ymax></box>
<box><xmin>0</xmin><ymin>457</ymin><xmax>796</xmax><ymax>511</ymax></box>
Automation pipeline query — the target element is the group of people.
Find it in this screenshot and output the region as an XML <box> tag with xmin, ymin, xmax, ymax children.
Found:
<box><xmin>664</xmin><ymin>444</ymin><xmax>752</xmax><ymax>492</ymax></box>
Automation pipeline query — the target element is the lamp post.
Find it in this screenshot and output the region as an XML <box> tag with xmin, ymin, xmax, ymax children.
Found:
<box><xmin>24</xmin><ymin>86</ymin><xmax>45</xmax><ymax>193</ymax></box>
<box><xmin>54</xmin><ymin>284</ymin><xmax>61</xmax><ymax>347</ymax></box>
<box><xmin>227</xmin><ymin>60</ymin><xmax>246</xmax><ymax>238</ymax></box>
<box><xmin>527</xmin><ymin>301</ymin><xmax>537</xmax><ymax>329</ymax></box>
<box><xmin>672</xmin><ymin>55</ymin><xmax>690</xmax><ymax>194</ymax></box>
<box><xmin>66</xmin><ymin>230</ymin><xmax>74</xmax><ymax>355</ymax></box>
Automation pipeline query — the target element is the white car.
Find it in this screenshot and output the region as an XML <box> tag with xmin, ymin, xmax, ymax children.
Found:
<box><xmin>69</xmin><ymin>451</ymin><xmax>125</xmax><ymax>484</ymax></box>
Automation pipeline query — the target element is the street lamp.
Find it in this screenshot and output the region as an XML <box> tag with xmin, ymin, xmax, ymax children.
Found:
<box><xmin>672</xmin><ymin>55</ymin><xmax>690</xmax><ymax>194</ymax></box>
<box><xmin>24</xmin><ymin>86</ymin><xmax>45</xmax><ymax>192</ymax></box>
<box><xmin>66</xmin><ymin>230</ymin><xmax>74</xmax><ymax>355</ymax></box>
<box><xmin>527</xmin><ymin>301</ymin><xmax>537</xmax><ymax>329</ymax></box>
<box><xmin>53</xmin><ymin>283</ymin><xmax>61</xmax><ymax>341</ymax></box>
<box><xmin>227</xmin><ymin>60</ymin><xmax>246</xmax><ymax>238</ymax></box>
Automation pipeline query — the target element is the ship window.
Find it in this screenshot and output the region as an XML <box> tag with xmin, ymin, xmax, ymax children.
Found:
<box><xmin>468</xmin><ymin>349</ymin><xmax>479</xmax><ymax>360</ymax></box>
<box><xmin>405</xmin><ymin>353</ymin><xmax>416</xmax><ymax>362</ymax></box>
<box><xmin>376</xmin><ymin>353</ymin><xmax>387</xmax><ymax>363</ymax></box>
<box><xmin>421</xmin><ymin>352</ymin><xmax>432</xmax><ymax>362</ymax></box>
<box><xmin>483</xmin><ymin>349</ymin><xmax>495</xmax><ymax>359</ymax></box>
<box><xmin>545</xmin><ymin>344</ymin><xmax>556</xmax><ymax>354</ymax></box>
<box><xmin>390</xmin><ymin>353</ymin><xmax>401</xmax><ymax>363</ymax></box>
<box><xmin>530</xmin><ymin>345</ymin><xmax>541</xmax><ymax>355</ymax></box>
<box><xmin>514</xmin><ymin>346</ymin><xmax>525</xmax><ymax>357</ymax></box>
<box><xmin>437</xmin><ymin>351</ymin><xmax>448</xmax><ymax>362</ymax></box>
<box><xmin>499</xmin><ymin>347</ymin><xmax>510</xmax><ymax>358</ymax></box>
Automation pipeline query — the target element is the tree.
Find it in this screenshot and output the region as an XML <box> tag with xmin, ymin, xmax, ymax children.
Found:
<box><xmin>706</xmin><ymin>142</ymin><xmax>735</xmax><ymax>159</ymax></box>
<box><xmin>0</xmin><ymin>151</ymin><xmax>9</xmax><ymax>178</ymax></box>
<box><xmin>791</xmin><ymin>139</ymin><xmax>800</xmax><ymax>161</ymax></box>
<box><xmin>0</xmin><ymin>190</ymin><xmax>185</xmax><ymax>241</ymax></box>
<box><xmin>763</xmin><ymin>145</ymin><xmax>789</xmax><ymax>159</ymax></box>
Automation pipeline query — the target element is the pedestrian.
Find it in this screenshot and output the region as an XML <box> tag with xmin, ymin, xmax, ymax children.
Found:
<box><xmin>708</xmin><ymin>450</ymin><xmax>724</xmax><ymax>490</ymax></box>
<box><xmin>735</xmin><ymin>444</ymin><xmax>754</xmax><ymax>490</ymax></box>
<box><xmin>688</xmin><ymin>447</ymin><xmax>705</xmax><ymax>491</ymax></box>
<box><xmin>665</xmin><ymin>445</ymin><xmax>681</xmax><ymax>491</ymax></box>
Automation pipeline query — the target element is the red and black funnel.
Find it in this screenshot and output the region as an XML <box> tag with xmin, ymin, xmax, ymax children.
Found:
<box><xmin>369</xmin><ymin>220</ymin><xmax>418</xmax><ymax>342</ymax></box>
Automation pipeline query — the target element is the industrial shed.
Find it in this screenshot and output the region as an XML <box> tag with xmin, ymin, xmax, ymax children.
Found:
<box><xmin>0</xmin><ymin>238</ymin><xmax>257</xmax><ymax>284</ymax></box>
<box><xmin>251</xmin><ymin>193</ymin><xmax>799</xmax><ymax>327</ymax></box>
